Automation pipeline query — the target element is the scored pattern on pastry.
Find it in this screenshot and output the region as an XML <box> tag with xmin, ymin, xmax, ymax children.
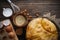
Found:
<box><xmin>26</xmin><ymin>18</ymin><xmax>58</xmax><ymax>40</ymax></box>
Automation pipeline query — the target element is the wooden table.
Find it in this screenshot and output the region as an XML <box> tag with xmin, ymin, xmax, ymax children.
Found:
<box><xmin>0</xmin><ymin>0</ymin><xmax>60</xmax><ymax>40</ymax></box>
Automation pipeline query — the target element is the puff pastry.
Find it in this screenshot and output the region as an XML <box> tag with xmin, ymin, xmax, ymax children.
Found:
<box><xmin>26</xmin><ymin>18</ymin><xmax>58</xmax><ymax>40</ymax></box>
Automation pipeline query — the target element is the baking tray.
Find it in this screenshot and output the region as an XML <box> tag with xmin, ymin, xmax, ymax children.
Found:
<box><xmin>0</xmin><ymin>0</ymin><xmax>60</xmax><ymax>40</ymax></box>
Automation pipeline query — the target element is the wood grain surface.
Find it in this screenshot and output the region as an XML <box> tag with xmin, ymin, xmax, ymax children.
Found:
<box><xmin>0</xmin><ymin>0</ymin><xmax>60</xmax><ymax>40</ymax></box>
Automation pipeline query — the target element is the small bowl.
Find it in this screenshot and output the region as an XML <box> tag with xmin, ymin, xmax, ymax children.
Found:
<box><xmin>13</xmin><ymin>13</ymin><xmax>28</xmax><ymax>27</ymax></box>
<box><xmin>3</xmin><ymin>8</ymin><xmax>13</xmax><ymax>17</ymax></box>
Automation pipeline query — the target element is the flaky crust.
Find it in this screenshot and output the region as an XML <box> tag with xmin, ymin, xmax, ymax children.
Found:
<box><xmin>26</xmin><ymin>18</ymin><xmax>58</xmax><ymax>40</ymax></box>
